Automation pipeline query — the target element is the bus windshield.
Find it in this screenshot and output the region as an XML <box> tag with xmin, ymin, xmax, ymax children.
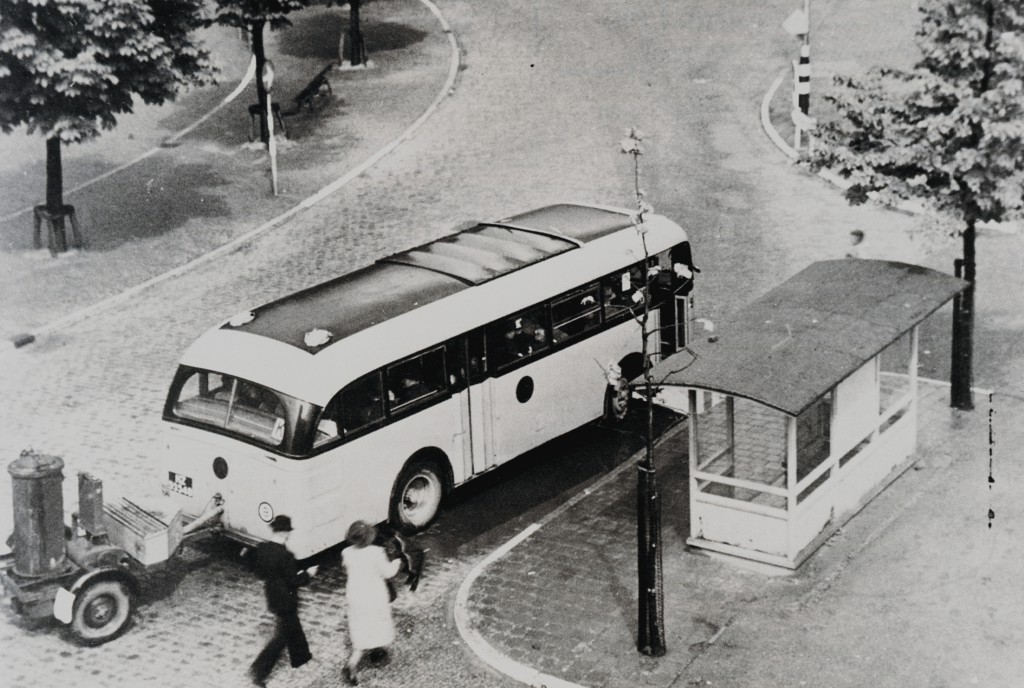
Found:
<box><xmin>165</xmin><ymin>366</ymin><xmax>318</xmax><ymax>454</ymax></box>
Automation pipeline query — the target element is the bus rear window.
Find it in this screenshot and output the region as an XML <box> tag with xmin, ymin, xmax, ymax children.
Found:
<box><xmin>168</xmin><ymin>368</ymin><xmax>296</xmax><ymax>448</ymax></box>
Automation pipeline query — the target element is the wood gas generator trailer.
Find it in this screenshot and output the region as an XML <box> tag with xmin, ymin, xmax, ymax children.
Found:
<box><xmin>1</xmin><ymin>450</ymin><xmax>222</xmax><ymax>644</ymax></box>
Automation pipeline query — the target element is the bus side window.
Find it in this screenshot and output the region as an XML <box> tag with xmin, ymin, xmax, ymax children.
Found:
<box><xmin>340</xmin><ymin>371</ymin><xmax>385</xmax><ymax>434</ymax></box>
<box><xmin>387</xmin><ymin>348</ymin><xmax>447</xmax><ymax>411</ymax></box>
<box><xmin>315</xmin><ymin>397</ymin><xmax>341</xmax><ymax>446</ymax></box>
<box><xmin>601</xmin><ymin>265</ymin><xmax>643</xmax><ymax>321</ymax></box>
<box><xmin>487</xmin><ymin>305</ymin><xmax>549</xmax><ymax>369</ymax></box>
<box><xmin>552</xmin><ymin>282</ymin><xmax>602</xmax><ymax>343</ymax></box>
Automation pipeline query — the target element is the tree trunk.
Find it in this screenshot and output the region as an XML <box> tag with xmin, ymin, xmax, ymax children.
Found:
<box><xmin>345</xmin><ymin>0</ymin><xmax>367</xmax><ymax>66</ymax></box>
<box><xmin>252</xmin><ymin>20</ymin><xmax>269</xmax><ymax>144</ymax></box>
<box><xmin>637</xmin><ymin>249</ymin><xmax>666</xmax><ymax>657</ymax></box>
<box><xmin>950</xmin><ymin>219</ymin><xmax>975</xmax><ymax>410</ymax></box>
<box><xmin>45</xmin><ymin>137</ymin><xmax>67</xmax><ymax>253</ymax></box>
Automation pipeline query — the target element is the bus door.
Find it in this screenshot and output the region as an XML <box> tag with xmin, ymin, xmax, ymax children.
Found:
<box><xmin>659</xmin><ymin>292</ymin><xmax>689</xmax><ymax>355</ymax></box>
<box><xmin>461</xmin><ymin>330</ymin><xmax>496</xmax><ymax>474</ymax></box>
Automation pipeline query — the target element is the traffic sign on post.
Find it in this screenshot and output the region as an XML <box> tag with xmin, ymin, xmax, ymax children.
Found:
<box><xmin>782</xmin><ymin>8</ymin><xmax>808</xmax><ymax>36</ymax></box>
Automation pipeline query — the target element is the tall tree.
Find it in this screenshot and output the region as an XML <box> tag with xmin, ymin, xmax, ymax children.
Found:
<box><xmin>0</xmin><ymin>0</ymin><xmax>215</xmax><ymax>250</ymax></box>
<box><xmin>808</xmin><ymin>0</ymin><xmax>1024</xmax><ymax>410</ymax></box>
<box><xmin>620</xmin><ymin>127</ymin><xmax>666</xmax><ymax>657</ymax></box>
<box><xmin>214</xmin><ymin>0</ymin><xmax>307</xmax><ymax>143</ymax></box>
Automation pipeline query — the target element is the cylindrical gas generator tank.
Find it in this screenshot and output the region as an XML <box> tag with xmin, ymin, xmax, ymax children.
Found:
<box><xmin>7</xmin><ymin>450</ymin><xmax>68</xmax><ymax>577</ymax></box>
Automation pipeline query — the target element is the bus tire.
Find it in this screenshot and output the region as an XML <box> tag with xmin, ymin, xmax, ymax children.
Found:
<box><xmin>70</xmin><ymin>579</ymin><xmax>132</xmax><ymax>645</ymax></box>
<box><xmin>604</xmin><ymin>382</ymin><xmax>630</xmax><ymax>424</ymax></box>
<box><xmin>390</xmin><ymin>459</ymin><xmax>445</xmax><ymax>535</ymax></box>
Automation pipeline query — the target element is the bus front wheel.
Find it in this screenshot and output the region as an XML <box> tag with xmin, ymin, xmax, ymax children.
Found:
<box><xmin>604</xmin><ymin>382</ymin><xmax>630</xmax><ymax>424</ymax></box>
<box><xmin>390</xmin><ymin>460</ymin><xmax>444</xmax><ymax>535</ymax></box>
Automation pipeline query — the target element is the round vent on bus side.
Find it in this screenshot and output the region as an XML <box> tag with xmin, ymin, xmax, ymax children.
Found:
<box><xmin>516</xmin><ymin>376</ymin><xmax>534</xmax><ymax>403</ymax></box>
<box><xmin>213</xmin><ymin>456</ymin><xmax>228</xmax><ymax>479</ymax></box>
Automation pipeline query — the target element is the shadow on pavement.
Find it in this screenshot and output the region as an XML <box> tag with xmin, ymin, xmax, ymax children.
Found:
<box><xmin>365</xmin><ymin>21</ymin><xmax>429</xmax><ymax>54</ymax></box>
<box><xmin>0</xmin><ymin>161</ymin><xmax>232</xmax><ymax>253</ymax></box>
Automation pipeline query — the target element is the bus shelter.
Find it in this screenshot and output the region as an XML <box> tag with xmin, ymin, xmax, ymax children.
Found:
<box><xmin>651</xmin><ymin>260</ymin><xmax>967</xmax><ymax>569</ymax></box>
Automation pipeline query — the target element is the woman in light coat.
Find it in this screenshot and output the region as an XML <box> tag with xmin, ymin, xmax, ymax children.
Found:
<box><xmin>342</xmin><ymin>520</ymin><xmax>402</xmax><ymax>685</ymax></box>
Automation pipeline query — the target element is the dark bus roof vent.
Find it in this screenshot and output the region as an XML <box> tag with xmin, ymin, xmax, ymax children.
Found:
<box><xmin>379</xmin><ymin>223</ymin><xmax>579</xmax><ymax>285</ymax></box>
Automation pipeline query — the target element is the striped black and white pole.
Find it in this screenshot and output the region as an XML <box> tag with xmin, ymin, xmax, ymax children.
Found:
<box><xmin>796</xmin><ymin>39</ymin><xmax>810</xmax><ymax>115</ymax></box>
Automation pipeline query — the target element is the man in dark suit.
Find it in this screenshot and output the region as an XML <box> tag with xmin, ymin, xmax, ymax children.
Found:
<box><xmin>248</xmin><ymin>515</ymin><xmax>318</xmax><ymax>687</ymax></box>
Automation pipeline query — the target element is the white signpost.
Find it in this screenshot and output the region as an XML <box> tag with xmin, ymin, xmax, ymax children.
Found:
<box><xmin>262</xmin><ymin>61</ymin><xmax>279</xmax><ymax>196</ymax></box>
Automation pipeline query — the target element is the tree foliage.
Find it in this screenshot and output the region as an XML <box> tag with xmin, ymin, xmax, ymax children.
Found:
<box><xmin>810</xmin><ymin>0</ymin><xmax>1024</xmax><ymax>227</ymax></box>
<box><xmin>212</xmin><ymin>0</ymin><xmax>306</xmax><ymax>31</ymax></box>
<box><xmin>0</xmin><ymin>0</ymin><xmax>217</xmax><ymax>144</ymax></box>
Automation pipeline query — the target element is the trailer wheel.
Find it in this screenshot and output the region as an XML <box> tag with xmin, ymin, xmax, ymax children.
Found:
<box><xmin>71</xmin><ymin>579</ymin><xmax>132</xmax><ymax>645</ymax></box>
<box><xmin>390</xmin><ymin>459</ymin><xmax>444</xmax><ymax>535</ymax></box>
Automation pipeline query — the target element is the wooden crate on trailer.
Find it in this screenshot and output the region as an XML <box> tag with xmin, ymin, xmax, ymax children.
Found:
<box><xmin>103</xmin><ymin>496</ymin><xmax>183</xmax><ymax>566</ymax></box>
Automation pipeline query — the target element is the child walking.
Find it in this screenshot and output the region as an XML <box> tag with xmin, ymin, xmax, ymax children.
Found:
<box><xmin>341</xmin><ymin>520</ymin><xmax>402</xmax><ymax>685</ymax></box>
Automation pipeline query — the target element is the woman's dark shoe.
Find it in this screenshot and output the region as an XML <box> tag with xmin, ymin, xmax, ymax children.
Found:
<box><xmin>368</xmin><ymin>649</ymin><xmax>390</xmax><ymax>666</ymax></box>
<box><xmin>342</xmin><ymin>665</ymin><xmax>359</xmax><ymax>686</ymax></box>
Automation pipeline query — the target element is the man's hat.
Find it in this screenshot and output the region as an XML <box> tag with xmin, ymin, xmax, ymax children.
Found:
<box><xmin>270</xmin><ymin>515</ymin><xmax>293</xmax><ymax>532</ymax></box>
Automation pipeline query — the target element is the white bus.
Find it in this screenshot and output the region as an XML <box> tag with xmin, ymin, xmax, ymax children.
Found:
<box><xmin>160</xmin><ymin>203</ymin><xmax>696</xmax><ymax>558</ymax></box>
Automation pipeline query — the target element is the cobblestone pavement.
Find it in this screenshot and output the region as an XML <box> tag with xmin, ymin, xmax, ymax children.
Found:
<box><xmin>1</xmin><ymin>0</ymin><xmax>1022</xmax><ymax>686</ymax></box>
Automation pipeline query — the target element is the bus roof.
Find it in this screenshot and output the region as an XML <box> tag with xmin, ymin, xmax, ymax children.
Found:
<box><xmin>222</xmin><ymin>204</ymin><xmax>635</xmax><ymax>350</ymax></box>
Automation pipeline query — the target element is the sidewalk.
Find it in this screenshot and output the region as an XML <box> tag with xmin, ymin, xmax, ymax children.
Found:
<box><xmin>0</xmin><ymin>0</ymin><xmax>456</xmax><ymax>342</ymax></box>
<box><xmin>457</xmin><ymin>381</ymin><xmax>1024</xmax><ymax>688</ymax></box>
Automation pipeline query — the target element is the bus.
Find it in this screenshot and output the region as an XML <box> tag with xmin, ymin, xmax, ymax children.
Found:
<box><xmin>160</xmin><ymin>203</ymin><xmax>696</xmax><ymax>558</ymax></box>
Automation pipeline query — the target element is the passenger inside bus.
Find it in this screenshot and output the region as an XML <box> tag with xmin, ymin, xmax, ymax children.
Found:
<box><xmin>235</xmin><ymin>381</ymin><xmax>283</xmax><ymax>415</ymax></box>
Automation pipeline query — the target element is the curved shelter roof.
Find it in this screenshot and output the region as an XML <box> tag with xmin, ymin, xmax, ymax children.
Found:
<box><xmin>652</xmin><ymin>260</ymin><xmax>967</xmax><ymax>416</ymax></box>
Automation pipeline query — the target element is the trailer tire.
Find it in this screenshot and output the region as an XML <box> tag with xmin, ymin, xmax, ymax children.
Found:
<box><xmin>389</xmin><ymin>459</ymin><xmax>445</xmax><ymax>535</ymax></box>
<box><xmin>71</xmin><ymin>579</ymin><xmax>132</xmax><ymax>645</ymax></box>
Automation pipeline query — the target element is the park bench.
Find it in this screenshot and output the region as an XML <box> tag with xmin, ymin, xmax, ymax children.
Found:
<box><xmin>293</xmin><ymin>64</ymin><xmax>335</xmax><ymax>112</ymax></box>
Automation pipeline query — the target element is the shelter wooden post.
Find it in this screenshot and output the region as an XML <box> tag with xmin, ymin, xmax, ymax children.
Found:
<box><xmin>909</xmin><ymin>326</ymin><xmax>920</xmax><ymax>419</ymax></box>
<box><xmin>688</xmin><ymin>389</ymin><xmax>699</xmax><ymax>542</ymax></box>
<box><xmin>725</xmin><ymin>396</ymin><xmax>735</xmax><ymax>496</ymax></box>
<box><xmin>786</xmin><ymin>415</ymin><xmax>798</xmax><ymax>559</ymax></box>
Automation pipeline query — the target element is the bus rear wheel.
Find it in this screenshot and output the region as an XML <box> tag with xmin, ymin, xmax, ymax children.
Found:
<box><xmin>390</xmin><ymin>460</ymin><xmax>444</xmax><ymax>535</ymax></box>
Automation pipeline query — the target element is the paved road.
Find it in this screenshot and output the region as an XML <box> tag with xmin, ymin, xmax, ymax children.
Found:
<box><xmin>1</xmin><ymin>1</ymin><xmax>1012</xmax><ymax>687</ymax></box>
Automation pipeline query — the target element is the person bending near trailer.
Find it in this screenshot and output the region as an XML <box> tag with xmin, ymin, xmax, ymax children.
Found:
<box><xmin>341</xmin><ymin>520</ymin><xmax>402</xmax><ymax>685</ymax></box>
<box><xmin>248</xmin><ymin>515</ymin><xmax>319</xmax><ymax>687</ymax></box>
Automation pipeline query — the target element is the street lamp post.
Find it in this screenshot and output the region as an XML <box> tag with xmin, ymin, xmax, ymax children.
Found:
<box><xmin>262</xmin><ymin>61</ymin><xmax>279</xmax><ymax>196</ymax></box>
